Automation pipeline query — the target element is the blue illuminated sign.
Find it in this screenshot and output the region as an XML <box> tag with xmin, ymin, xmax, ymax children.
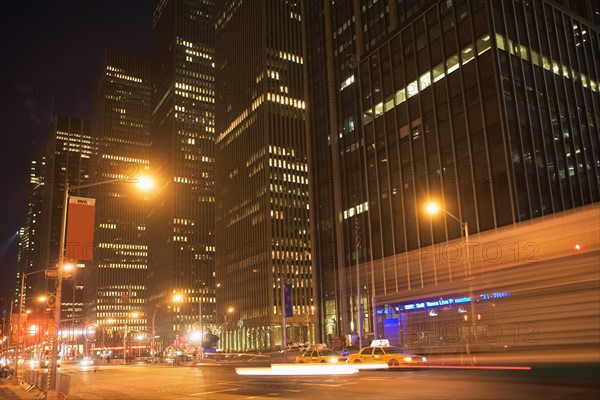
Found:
<box><xmin>395</xmin><ymin>291</ymin><xmax>511</xmax><ymax>312</ymax></box>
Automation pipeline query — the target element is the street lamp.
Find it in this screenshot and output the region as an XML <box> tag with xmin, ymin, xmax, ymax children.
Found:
<box><xmin>425</xmin><ymin>201</ymin><xmax>477</xmax><ymax>361</ymax></box>
<box><xmin>123</xmin><ymin>311</ymin><xmax>140</xmax><ymax>364</ymax></box>
<box><xmin>151</xmin><ymin>292</ymin><xmax>184</xmax><ymax>363</ymax></box>
<box><xmin>151</xmin><ymin>305</ymin><xmax>161</xmax><ymax>362</ymax></box>
<box><xmin>306</xmin><ymin>305</ymin><xmax>315</xmax><ymax>345</ymax></box>
<box><xmin>134</xmin><ymin>333</ymin><xmax>147</xmax><ymax>357</ymax></box>
<box><xmin>50</xmin><ymin>176</ymin><xmax>152</xmax><ymax>392</ymax></box>
<box><xmin>197</xmin><ymin>289</ymin><xmax>204</xmax><ymax>363</ymax></box>
<box><xmin>172</xmin><ymin>293</ymin><xmax>184</xmax><ymax>303</ymax></box>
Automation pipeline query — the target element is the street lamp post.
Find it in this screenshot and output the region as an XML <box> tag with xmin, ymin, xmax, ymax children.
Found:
<box><xmin>123</xmin><ymin>323</ymin><xmax>128</xmax><ymax>365</ymax></box>
<box><xmin>50</xmin><ymin>176</ymin><xmax>153</xmax><ymax>393</ymax></box>
<box><xmin>6</xmin><ymin>302</ymin><xmax>14</xmax><ymax>367</ymax></box>
<box><xmin>281</xmin><ymin>273</ymin><xmax>287</xmax><ymax>358</ymax></box>
<box><xmin>68</xmin><ymin>266</ymin><xmax>78</xmax><ymax>353</ymax></box>
<box><xmin>425</xmin><ymin>202</ymin><xmax>477</xmax><ymax>361</ymax></box>
<box><xmin>151</xmin><ymin>305</ymin><xmax>160</xmax><ymax>362</ymax></box>
<box><xmin>150</xmin><ymin>293</ymin><xmax>183</xmax><ymax>363</ymax></box>
<box><xmin>135</xmin><ymin>333</ymin><xmax>147</xmax><ymax>357</ymax></box>
<box><xmin>281</xmin><ymin>259</ymin><xmax>291</xmax><ymax>361</ymax></box>
<box><xmin>16</xmin><ymin>267</ymin><xmax>62</xmax><ymax>382</ymax></box>
<box><xmin>198</xmin><ymin>292</ymin><xmax>204</xmax><ymax>363</ymax></box>
<box><xmin>124</xmin><ymin>311</ymin><xmax>140</xmax><ymax>364</ymax></box>
<box><xmin>306</xmin><ymin>305</ymin><xmax>315</xmax><ymax>345</ymax></box>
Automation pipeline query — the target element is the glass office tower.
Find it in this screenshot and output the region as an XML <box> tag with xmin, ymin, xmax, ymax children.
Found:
<box><xmin>304</xmin><ymin>0</ymin><xmax>599</xmax><ymax>354</ymax></box>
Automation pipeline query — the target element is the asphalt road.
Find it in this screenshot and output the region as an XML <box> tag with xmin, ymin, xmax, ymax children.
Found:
<box><xmin>59</xmin><ymin>362</ymin><xmax>599</xmax><ymax>400</ymax></box>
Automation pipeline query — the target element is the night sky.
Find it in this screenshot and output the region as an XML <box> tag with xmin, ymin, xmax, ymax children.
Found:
<box><xmin>0</xmin><ymin>1</ymin><xmax>153</xmax><ymax>300</ymax></box>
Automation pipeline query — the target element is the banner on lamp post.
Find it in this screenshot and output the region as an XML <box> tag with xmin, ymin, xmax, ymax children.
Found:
<box><xmin>284</xmin><ymin>284</ymin><xmax>293</xmax><ymax>318</ymax></box>
<box><xmin>66</xmin><ymin>196</ymin><xmax>96</xmax><ymax>261</ymax></box>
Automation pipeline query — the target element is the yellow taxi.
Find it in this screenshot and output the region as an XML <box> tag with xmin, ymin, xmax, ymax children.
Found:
<box><xmin>295</xmin><ymin>348</ymin><xmax>346</xmax><ymax>364</ymax></box>
<box><xmin>346</xmin><ymin>341</ymin><xmax>427</xmax><ymax>367</ymax></box>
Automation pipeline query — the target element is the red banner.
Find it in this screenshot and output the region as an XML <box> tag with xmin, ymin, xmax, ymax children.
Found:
<box><xmin>66</xmin><ymin>196</ymin><xmax>96</xmax><ymax>261</ymax></box>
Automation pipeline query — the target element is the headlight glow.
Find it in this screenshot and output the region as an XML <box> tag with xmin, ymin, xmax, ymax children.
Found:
<box><xmin>403</xmin><ymin>357</ymin><xmax>413</xmax><ymax>362</ymax></box>
<box><xmin>79</xmin><ymin>358</ymin><xmax>94</xmax><ymax>367</ymax></box>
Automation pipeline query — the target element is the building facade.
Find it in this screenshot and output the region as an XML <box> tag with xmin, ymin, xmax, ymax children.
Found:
<box><xmin>90</xmin><ymin>49</ymin><xmax>152</xmax><ymax>338</ymax></box>
<box><xmin>16</xmin><ymin>156</ymin><xmax>46</xmax><ymax>313</ymax></box>
<box><xmin>215</xmin><ymin>0</ymin><xmax>313</xmax><ymax>351</ymax></box>
<box><xmin>303</xmin><ymin>0</ymin><xmax>599</xmax><ymax>355</ymax></box>
<box><xmin>148</xmin><ymin>0</ymin><xmax>216</xmax><ymax>348</ymax></box>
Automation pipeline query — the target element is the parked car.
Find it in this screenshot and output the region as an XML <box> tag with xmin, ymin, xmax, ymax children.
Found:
<box><xmin>346</xmin><ymin>345</ymin><xmax>427</xmax><ymax>367</ymax></box>
<box><xmin>295</xmin><ymin>348</ymin><xmax>346</xmax><ymax>364</ymax></box>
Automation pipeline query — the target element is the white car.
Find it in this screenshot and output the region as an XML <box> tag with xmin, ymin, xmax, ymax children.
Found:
<box><xmin>79</xmin><ymin>357</ymin><xmax>95</xmax><ymax>367</ymax></box>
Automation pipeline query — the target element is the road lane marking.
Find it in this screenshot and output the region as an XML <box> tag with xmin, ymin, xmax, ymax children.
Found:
<box><xmin>360</xmin><ymin>376</ymin><xmax>409</xmax><ymax>381</ymax></box>
<box><xmin>190</xmin><ymin>388</ymin><xmax>240</xmax><ymax>396</ymax></box>
<box><xmin>297</xmin><ymin>381</ymin><xmax>357</xmax><ymax>387</ymax></box>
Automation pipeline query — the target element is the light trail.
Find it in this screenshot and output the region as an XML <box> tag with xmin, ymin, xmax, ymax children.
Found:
<box><xmin>236</xmin><ymin>364</ymin><xmax>362</xmax><ymax>376</ymax></box>
<box><xmin>388</xmin><ymin>365</ymin><xmax>532</xmax><ymax>371</ymax></box>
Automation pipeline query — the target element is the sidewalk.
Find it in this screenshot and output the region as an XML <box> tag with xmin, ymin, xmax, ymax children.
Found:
<box><xmin>0</xmin><ymin>378</ymin><xmax>42</xmax><ymax>400</ymax></box>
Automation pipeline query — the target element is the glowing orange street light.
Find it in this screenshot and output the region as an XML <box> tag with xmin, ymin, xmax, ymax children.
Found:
<box><xmin>425</xmin><ymin>201</ymin><xmax>441</xmax><ymax>215</ymax></box>
<box><xmin>137</xmin><ymin>176</ymin><xmax>154</xmax><ymax>191</ymax></box>
<box><xmin>124</xmin><ymin>311</ymin><xmax>141</xmax><ymax>364</ymax></box>
<box><xmin>173</xmin><ymin>293</ymin><xmax>184</xmax><ymax>303</ymax></box>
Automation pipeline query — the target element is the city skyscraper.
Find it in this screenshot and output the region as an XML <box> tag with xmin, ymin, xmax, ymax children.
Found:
<box><xmin>215</xmin><ymin>0</ymin><xmax>313</xmax><ymax>351</ymax></box>
<box><xmin>303</xmin><ymin>0</ymin><xmax>599</xmax><ymax>351</ymax></box>
<box><xmin>90</xmin><ymin>49</ymin><xmax>152</xmax><ymax>335</ymax></box>
<box><xmin>15</xmin><ymin>154</ymin><xmax>47</xmax><ymax>314</ymax></box>
<box><xmin>148</xmin><ymin>0</ymin><xmax>216</xmax><ymax>342</ymax></box>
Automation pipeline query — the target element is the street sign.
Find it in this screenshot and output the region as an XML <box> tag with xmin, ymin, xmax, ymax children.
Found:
<box><xmin>45</xmin><ymin>270</ymin><xmax>58</xmax><ymax>279</ymax></box>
